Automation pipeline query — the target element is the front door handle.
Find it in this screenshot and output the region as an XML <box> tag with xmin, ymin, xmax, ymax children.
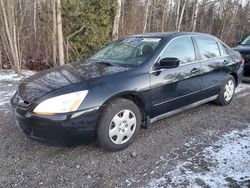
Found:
<box><xmin>191</xmin><ymin>68</ymin><xmax>201</xmax><ymax>75</ymax></box>
<box><xmin>223</xmin><ymin>60</ymin><xmax>230</xmax><ymax>65</ymax></box>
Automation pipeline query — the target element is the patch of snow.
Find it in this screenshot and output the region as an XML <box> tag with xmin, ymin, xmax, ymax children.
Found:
<box><xmin>0</xmin><ymin>90</ymin><xmax>15</xmax><ymax>106</ymax></box>
<box><xmin>0</xmin><ymin>70</ymin><xmax>35</xmax><ymax>107</ymax></box>
<box><xmin>148</xmin><ymin>127</ymin><xmax>250</xmax><ymax>187</ymax></box>
<box><xmin>0</xmin><ymin>70</ymin><xmax>35</xmax><ymax>82</ymax></box>
<box><xmin>235</xmin><ymin>83</ymin><xmax>250</xmax><ymax>94</ymax></box>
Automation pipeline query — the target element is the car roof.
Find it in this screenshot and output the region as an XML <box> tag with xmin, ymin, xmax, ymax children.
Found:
<box><xmin>129</xmin><ymin>32</ymin><xmax>213</xmax><ymax>39</ymax></box>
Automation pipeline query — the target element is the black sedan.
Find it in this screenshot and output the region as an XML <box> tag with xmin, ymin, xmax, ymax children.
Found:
<box><xmin>233</xmin><ymin>35</ymin><xmax>250</xmax><ymax>75</ymax></box>
<box><xmin>11</xmin><ymin>32</ymin><xmax>244</xmax><ymax>151</ymax></box>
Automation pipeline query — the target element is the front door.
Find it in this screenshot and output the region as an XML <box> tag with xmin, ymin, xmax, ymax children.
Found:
<box><xmin>150</xmin><ymin>36</ymin><xmax>202</xmax><ymax>118</ymax></box>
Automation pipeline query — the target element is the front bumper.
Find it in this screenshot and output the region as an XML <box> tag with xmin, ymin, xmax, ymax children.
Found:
<box><xmin>11</xmin><ymin>100</ymin><xmax>100</xmax><ymax>145</ymax></box>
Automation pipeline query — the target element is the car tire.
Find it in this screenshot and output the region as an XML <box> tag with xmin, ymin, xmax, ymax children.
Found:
<box><xmin>97</xmin><ymin>98</ymin><xmax>141</xmax><ymax>151</ymax></box>
<box><xmin>214</xmin><ymin>75</ymin><xmax>236</xmax><ymax>106</ymax></box>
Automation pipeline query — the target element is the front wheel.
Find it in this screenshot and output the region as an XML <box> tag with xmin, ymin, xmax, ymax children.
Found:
<box><xmin>97</xmin><ymin>98</ymin><xmax>141</xmax><ymax>151</ymax></box>
<box><xmin>215</xmin><ymin>75</ymin><xmax>236</xmax><ymax>106</ymax></box>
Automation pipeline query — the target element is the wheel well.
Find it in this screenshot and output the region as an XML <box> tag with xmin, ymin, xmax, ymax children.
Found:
<box><xmin>121</xmin><ymin>94</ymin><xmax>146</xmax><ymax>121</ymax></box>
<box><xmin>100</xmin><ymin>94</ymin><xmax>147</xmax><ymax>122</ymax></box>
<box><xmin>230</xmin><ymin>73</ymin><xmax>238</xmax><ymax>85</ymax></box>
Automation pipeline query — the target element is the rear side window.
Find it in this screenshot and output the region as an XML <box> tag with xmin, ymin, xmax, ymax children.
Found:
<box><xmin>196</xmin><ymin>37</ymin><xmax>220</xmax><ymax>59</ymax></box>
<box><xmin>161</xmin><ymin>37</ymin><xmax>196</xmax><ymax>64</ymax></box>
<box><xmin>217</xmin><ymin>42</ymin><xmax>228</xmax><ymax>56</ymax></box>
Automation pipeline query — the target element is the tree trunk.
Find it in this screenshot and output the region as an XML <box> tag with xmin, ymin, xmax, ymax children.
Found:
<box><xmin>167</xmin><ymin>0</ymin><xmax>173</xmax><ymax>31</ymax></box>
<box><xmin>0</xmin><ymin>49</ymin><xmax>2</xmax><ymax>69</ymax></box>
<box><xmin>161</xmin><ymin>1</ymin><xmax>168</xmax><ymax>32</ymax></box>
<box><xmin>175</xmin><ymin>0</ymin><xmax>180</xmax><ymax>31</ymax></box>
<box><xmin>177</xmin><ymin>0</ymin><xmax>187</xmax><ymax>32</ymax></box>
<box><xmin>12</xmin><ymin>2</ymin><xmax>20</xmax><ymax>73</ymax></box>
<box><xmin>33</xmin><ymin>0</ymin><xmax>37</xmax><ymax>39</ymax></box>
<box><xmin>56</xmin><ymin>0</ymin><xmax>65</xmax><ymax>65</ymax></box>
<box><xmin>226</xmin><ymin>6</ymin><xmax>239</xmax><ymax>41</ymax></box>
<box><xmin>121</xmin><ymin>0</ymin><xmax>125</xmax><ymax>35</ymax></box>
<box><xmin>143</xmin><ymin>0</ymin><xmax>150</xmax><ymax>33</ymax></box>
<box><xmin>52</xmin><ymin>0</ymin><xmax>57</xmax><ymax>66</ymax></box>
<box><xmin>192</xmin><ymin>0</ymin><xmax>200</xmax><ymax>32</ymax></box>
<box><xmin>0</xmin><ymin>0</ymin><xmax>20</xmax><ymax>73</ymax></box>
<box><xmin>112</xmin><ymin>0</ymin><xmax>121</xmax><ymax>40</ymax></box>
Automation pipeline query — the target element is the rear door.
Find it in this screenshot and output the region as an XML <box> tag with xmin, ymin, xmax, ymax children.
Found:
<box><xmin>150</xmin><ymin>36</ymin><xmax>203</xmax><ymax>117</ymax></box>
<box><xmin>194</xmin><ymin>36</ymin><xmax>229</xmax><ymax>98</ymax></box>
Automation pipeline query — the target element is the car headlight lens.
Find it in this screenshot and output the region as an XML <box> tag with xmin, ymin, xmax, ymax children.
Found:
<box><xmin>33</xmin><ymin>90</ymin><xmax>88</xmax><ymax>115</ymax></box>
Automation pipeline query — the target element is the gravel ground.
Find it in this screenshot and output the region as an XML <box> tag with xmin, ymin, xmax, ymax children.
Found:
<box><xmin>0</xmin><ymin>71</ymin><xmax>250</xmax><ymax>187</ymax></box>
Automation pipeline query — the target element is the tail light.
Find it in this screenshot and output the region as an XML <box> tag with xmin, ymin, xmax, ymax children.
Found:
<box><xmin>241</xmin><ymin>58</ymin><xmax>245</xmax><ymax>65</ymax></box>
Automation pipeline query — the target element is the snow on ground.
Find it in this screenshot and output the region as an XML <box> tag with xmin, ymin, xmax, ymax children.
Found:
<box><xmin>0</xmin><ymin>70</ymin><xmax>35</xmax><ymax>82</ymax></box>
<box><xmin>0</xmin><ymin>70</ymin><xmax>35</xmax><ymax>107</ymax></box>
<box><xmin>148</xmin><ymin>126</ymin><xmax>250</xmax><ymax>187</ymax></box>
<box><xmin>235</xmin><ymin>83</ymin><xmax>250</xmax><ymax>94</ymax></box>
<box><xmin>0</xmin><ymin>91</ymin><xmax>15</xmax><ymax>106</ymax></box>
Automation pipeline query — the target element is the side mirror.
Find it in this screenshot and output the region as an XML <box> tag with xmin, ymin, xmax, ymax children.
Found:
<box><xmin>155</xmin><ymin>57</ymin><xmax>180</xmax><ymax>70</ymax></box>
<box><xmin>237</xmin><ymin>41</ymin><xmax>242</xmax><ymax>45</ymax></box>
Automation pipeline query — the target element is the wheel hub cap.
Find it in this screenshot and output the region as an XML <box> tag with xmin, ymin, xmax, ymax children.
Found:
<box><xmin>224</xmin><ymin>80</ymin><xmax>234</xmax><ymax>102</ymax></box>
<box><xmin>109</xmin><ymin>110</ymin><xmax>136</xmax><ymax>145</ymax></box>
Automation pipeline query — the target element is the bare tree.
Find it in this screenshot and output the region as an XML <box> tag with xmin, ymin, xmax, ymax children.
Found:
<box><xmin>192</xmin><ymin>0</ymin><xmax>200</xmax><ymax>32</ymax></box>
<box><xmin>143</xmin><ymin>0</ymin><xmax>151</xmax><ymax>33</ymax></box>
<box><xmin>225</xmin><ymin>4</ymin><xmax>239</xmax><ymax>41</ymax></box>
<box><xmin>0</xmin><ymin>49</ymin><xmax>2</xmax><ymax>69</ymax></box>
<box><xmin>0</xmin><ymin>0</ymin><xmax>250</xmax><ymax>73</ymax></box>
<box><xmin>33</xmin><ymin>0</ymin><xmax>37</xmax><ymax>39</ymax></box>
<box><xmin>161</xmin><ymin>0</ymin><xmax>169</xmax><ymax>32</ymax></box>
<box><xmin>112</xmin><ymin>0</ymin><xmax>122</xmax><ymax>40</ymax></box>
<box><xmin>0</xmin><ymin>0</ymin><xmax>21</xmax><ymax>73</ymax></box>
<box><xmin>177</xmin><ymin>0</ymin><xmax>187</xmax><ymax>32</ymax></box>
<box><xmin>175</xmin><ymin>0</ymin><xmax>181</xmax><ymax>31</ymax></box>
<box><xmin>56</xmin><ymin>0</ymin><xmax>64</xmax><ymax>65</ymax></box>
<box><xmin>52</xmin><ymin>0</ymin><xmax>57</xmax><ymax>66</ymax></box>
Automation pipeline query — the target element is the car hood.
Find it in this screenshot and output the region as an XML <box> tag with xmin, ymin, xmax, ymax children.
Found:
<box><xmin>233</xmin><ymin>45</ymin><xmax>250</xmax><ymax>53</ymax></box>
<box><xmin>18</xmin><ymin>61</ymin><xmax>131</xmax><ymax>102</ymax></box>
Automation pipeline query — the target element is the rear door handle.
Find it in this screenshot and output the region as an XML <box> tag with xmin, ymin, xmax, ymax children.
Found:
<box><xmin>191</xmin><ymin>68</ymin><xmax>201</xmax><ymax>74</ymax></box>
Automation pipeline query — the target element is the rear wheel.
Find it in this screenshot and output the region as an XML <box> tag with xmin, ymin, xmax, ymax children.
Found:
<box><xmin>97</xmin><ymin>98</ymin><xmax>141</xmax><ymax>151</ymax></box>
<box><xmin>215</xmin><ymin>75</ymin><xmax>236</xmax><ymax>106</ymax></box>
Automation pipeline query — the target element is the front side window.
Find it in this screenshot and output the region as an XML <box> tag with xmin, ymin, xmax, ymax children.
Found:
<box><xmin>161</xmin><ymin>37</ymin><xmax>196</xmax><ymax>64</ymax></box>
<box><xmin>89</xmin><ymin>37</ymin><xmax>162</xmax><ymax>66</ymax></box>
<box><xmin>196</xmin><ymin>37</ymin><xmax>220</xmax><ymax>59</ymax></box>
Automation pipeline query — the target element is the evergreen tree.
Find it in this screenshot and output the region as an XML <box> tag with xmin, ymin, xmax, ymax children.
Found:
<box><xmin>62</xmin><ymin>0</ymin><xmax>117</xmax><ymax>62</ymax></box>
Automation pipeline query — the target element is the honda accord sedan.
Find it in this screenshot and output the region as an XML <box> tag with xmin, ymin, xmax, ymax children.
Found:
<box><xmin>11</xmin><ymin>32</ymin><xmax>244</xmax><ymax>151</ymax></box>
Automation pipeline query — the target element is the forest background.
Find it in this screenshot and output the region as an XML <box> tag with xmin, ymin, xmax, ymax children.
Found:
<box><xmin>0</xmin><ymin>0</ymin><xmax>249</xmax><ymax>73</ymax></box>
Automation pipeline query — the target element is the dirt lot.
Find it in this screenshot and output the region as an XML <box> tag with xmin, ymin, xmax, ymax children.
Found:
<box><xmin>0</xmin><ymin>71</ymin><xmax>250</xmax><ymax>187</ymax></box>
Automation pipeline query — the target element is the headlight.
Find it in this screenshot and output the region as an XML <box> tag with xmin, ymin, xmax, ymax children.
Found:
<box><xmin>33</xmin><ymin>90</ymin><xmax>88</xmax><ymax>115</ymax></box>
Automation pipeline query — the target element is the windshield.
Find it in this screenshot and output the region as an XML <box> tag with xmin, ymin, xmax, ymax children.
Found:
<box><xmin>89</xmin><ymin>37</ymin><xmax>162</xmax><ymax>66</ymax></box>
<box><xmin>241</xmin><ymin>35</ymin><xmax>250</xmax><ymax>45</ymax></box>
